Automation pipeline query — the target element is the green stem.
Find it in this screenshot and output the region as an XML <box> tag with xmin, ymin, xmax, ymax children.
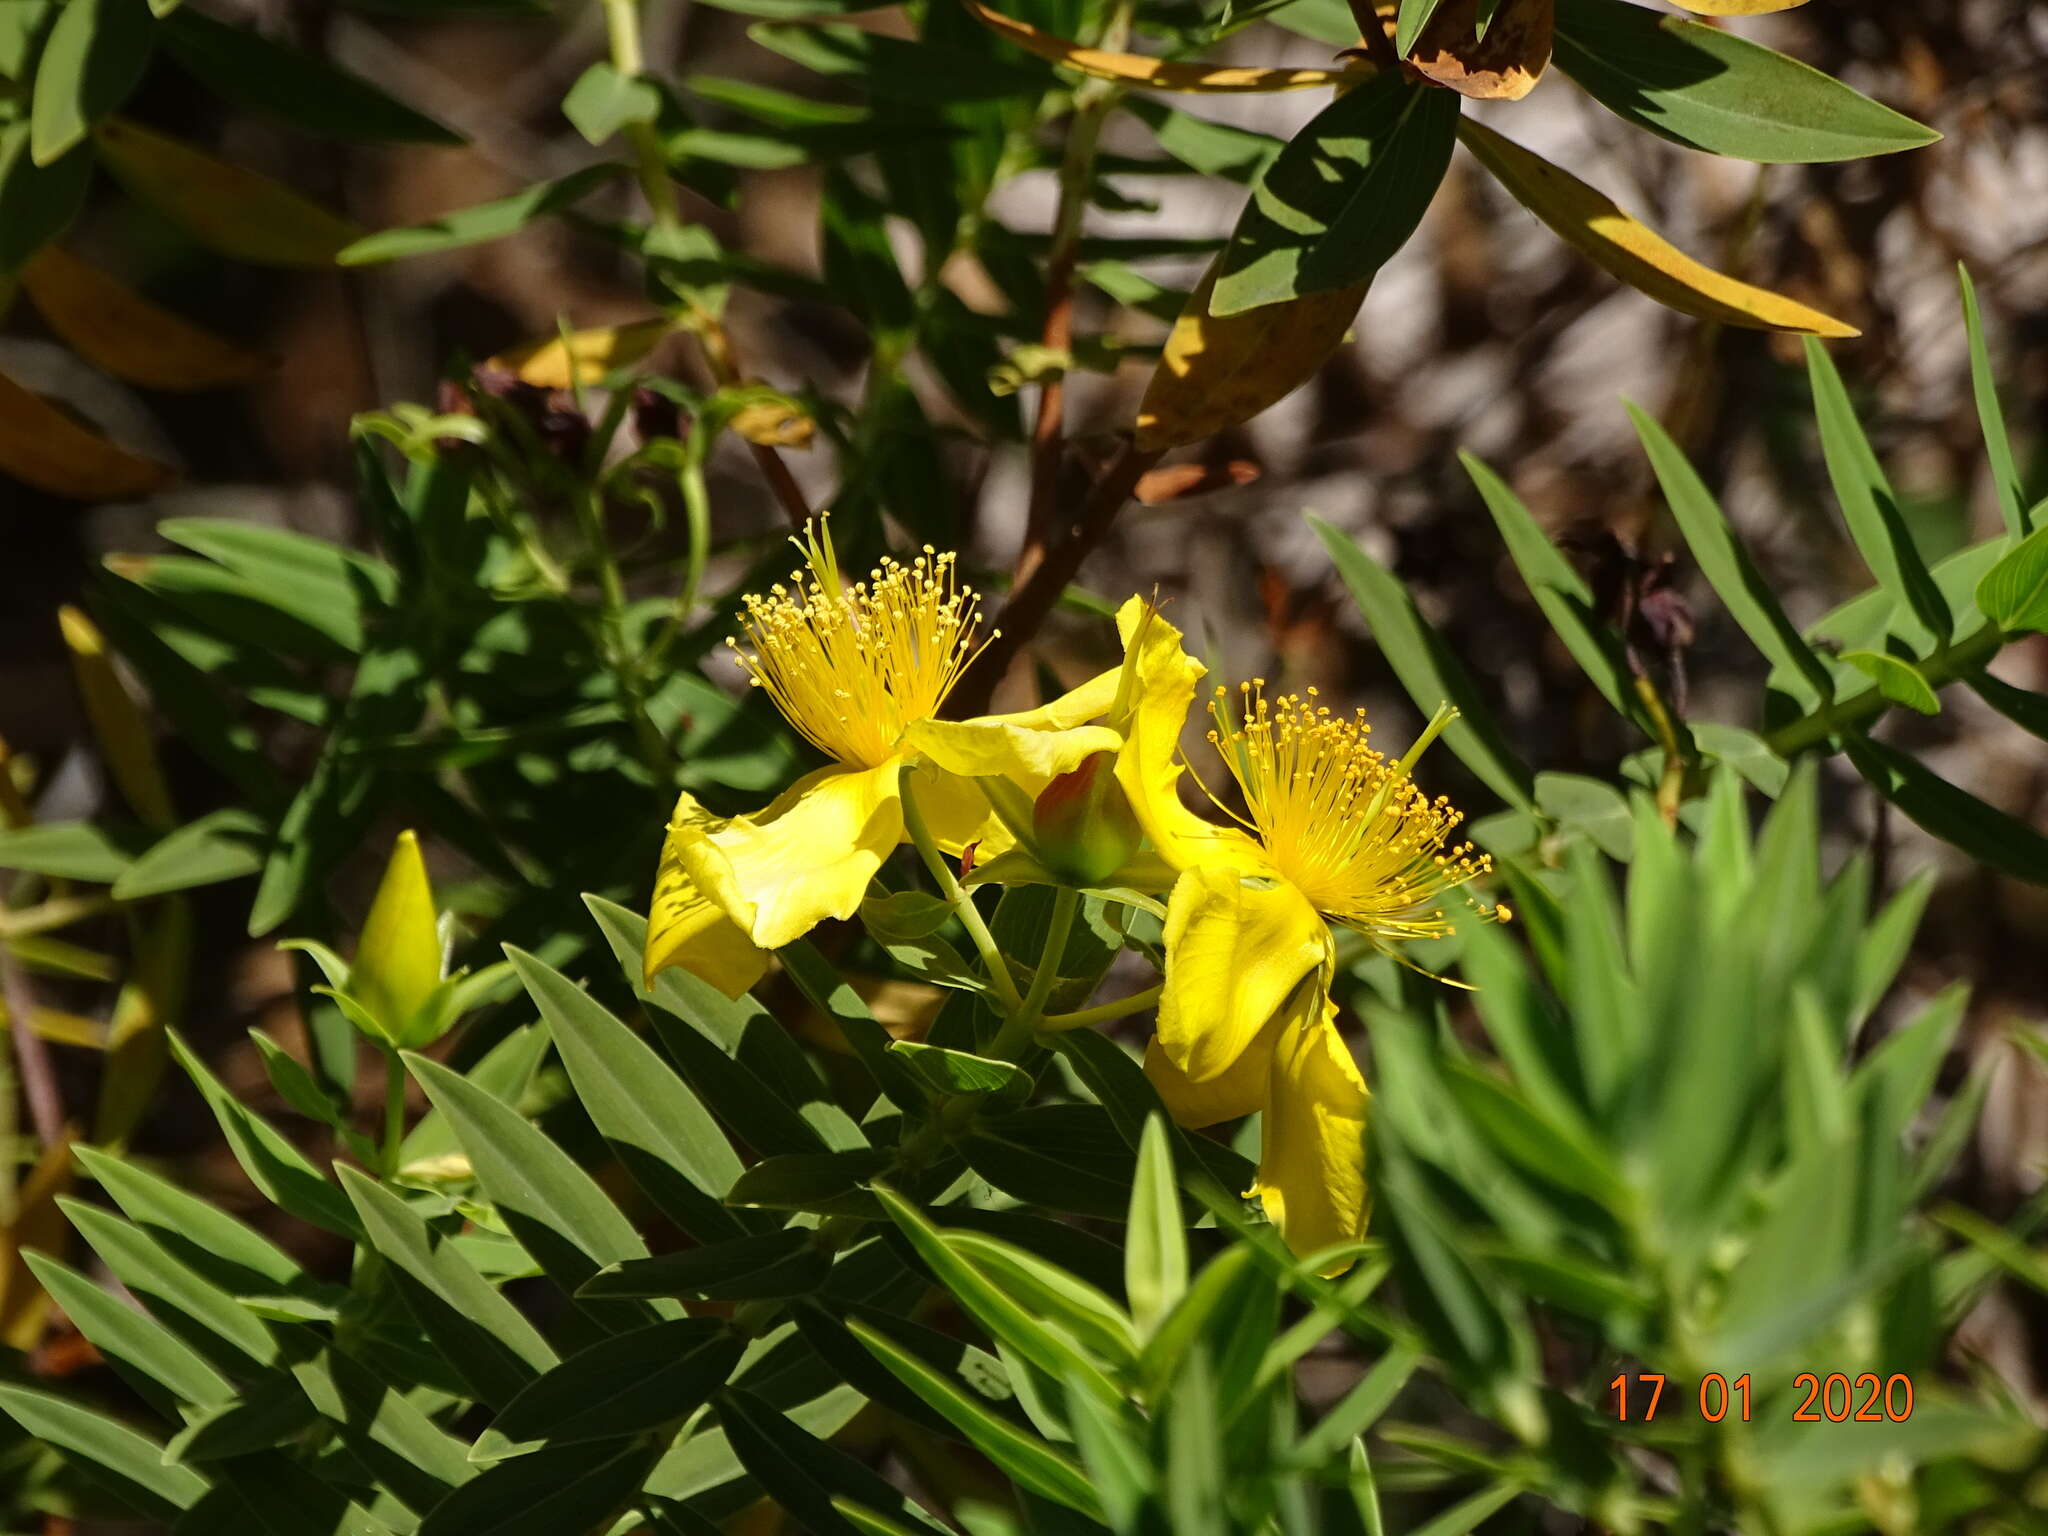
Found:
<box><xmin>901</xmin><ymin>767</ymin><xmax>1024</xmax><ymax>1014</ymax></box>
<box><xmin>571</xmin><ymin>486</ymin><xmax>670</xmax><ymax>779</ymax></box>
<box><xmin>989</xmin><ymin>885</ymin><xmax>1078</xmax><ymax>1060</ymax></box>
<box><xmin>1039</xmin><ymin>982</ymin><xmax>1162</xmax><ymax>1033</ymax></box>
<box><xmin>381</xmin><ymin>1046</ymin><xmax>407</xmax><ymax>1178</ymax></box>
<box><xmin>600</xmin><ymin>0</ymin><xmax>682</xmax><ymax>233</ymax></box>
<box><xmin>1763</xmin><ymin>624</ymin><xmax>2003</xmax><ymax>757</ymax></box>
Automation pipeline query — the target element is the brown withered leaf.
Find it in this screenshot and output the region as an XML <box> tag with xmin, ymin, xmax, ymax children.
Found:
<box><xmin>21</xmin><ymin>246</ymin><xmax>273</xmax><ymax>391</ymax></box>
<box><xmin>1407</xmin><ymin>0</ymin><xmax>1552</xmax><ymax>101</ymax></box>
<box><xmin>1135</xmin><ymin>262</ymin><xmax>1365</xmax><ymax>452</ymax></box>
<box><xmin>0</xmin><ymin>369</ymin><xmax>174</xmax><ymax>502</ymax></box>
<box><xmin>1134</xmin><ymin>459</ymin><xmax>1262</xmax><ymax>505</ymax></box>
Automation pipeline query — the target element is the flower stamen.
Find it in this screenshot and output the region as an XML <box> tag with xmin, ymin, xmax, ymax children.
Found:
<box><xmin>727</xmin><ymin>515</ymin><xmax>996</xmax><ymax>768</ymax></box>
<box><xmin>1204</xmin><ymin>683</ymin><xmax>1501</xmax><ymax>944</ymax></box>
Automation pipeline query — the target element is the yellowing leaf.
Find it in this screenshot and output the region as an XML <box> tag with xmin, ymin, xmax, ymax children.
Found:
<box><xmin>1408</xmin><ymin>0</ymin><xmax>1552</xmax><ymax>100</ymax></box>
<box><xmin>93</xmin><ymin>117</ymin><xmax>363</xmax><ymax>268</ymax></box>
<box><xmin>59</xmin><ymin>605</ymin><xmax>175</xmax><ymax>830</ymax></box>
<box><xmin>20</xmin><ymin>245</ymin><xmax>272</xmax><ymax>390</ymax></box>
<box><xmin>488</xmin><ymin>317</ymin><xmax>675</xmax><ymax>389</ymax></box>
<box><xmin>1135</xmin><ymin>260</ymin><xmax>1365</xmax><ymax>452</ymax></box>
<box><xmin>730</xmin><ymin>397</ymin><xmax>814</xmax><ymax>448</ymax></box>
<box><xmin>350</xmin><ymin>829</ymin><xmax>443</xmax><ymax>1043</ymax></box>
<box><xmin>962</xmin><ymin>0</ymin><xmax>1372</xmax><ymax>92</ymax></box>
<box><xmin>1662</xmin><ymin>0</ymin><xmax>1807</xmax><ymax>11</ymax></box>
<box><xmin>1458</xmin><ymin>118</ymin><xmax>1856</xmax><ymax>337</ymax></box>
<box><xmin>0</xmin><ymin>367</ymin><xmax>174</xmax><ymax>501</ymax></box>
<box><xmin>0</xmin><ymin>1132</ymin><xmax>76</xmax><ymax>1351</ymax></box>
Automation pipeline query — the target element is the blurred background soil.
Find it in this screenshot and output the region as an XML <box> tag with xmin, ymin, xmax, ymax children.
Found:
<box><xmin>4</xmin><ymin>0</ymin><xmax>2045</xmax><ymax>1400</ymax></box>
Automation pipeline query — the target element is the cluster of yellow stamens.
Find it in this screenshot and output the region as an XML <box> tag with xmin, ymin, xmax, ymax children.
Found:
<box><xmin>728</xmin><ymin>518</ymin><xmax>994</xmax><ymax>769</ymax></box>
<box><xmin>1205</xmin><ymin>683</ymin><xmax>1500</xmax><ymax>943</ymax></box>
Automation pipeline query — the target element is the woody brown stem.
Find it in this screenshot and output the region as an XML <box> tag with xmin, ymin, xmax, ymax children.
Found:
<box><xmin>957</xmin><ymin>438</ymin><xmax>1163</xmax><ymax>716</ymax></box>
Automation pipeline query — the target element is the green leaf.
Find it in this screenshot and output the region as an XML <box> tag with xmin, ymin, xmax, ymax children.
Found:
<box><xmin>417</xmin><ymin>1439</ymin><xmax>666</xmax><ymax>1536</ymax></box>
<box><xmin>560</xmin><ymin>60</ymin><xmax>663</xmax><ymax>144</ymax></box>
<box><xmin>780</xmin><ymin>937</ymin><xmax>926</xmax><ymax>1114</ymax></box>
<box><xmin>942</xmin><ymin>1231</ymin><xmax>1139</xmax><ymax>1368</ymax></box>
<box><xmin>873</xmin><ymin>1183</ymin><xmax>1124</xmax><ymax>1407</ymax></box>
<box><xmin>167</xmin><ymin>1030</ymin><xmax>362</xmax><ymax>1239</ymax></box>
<box><xmin>1839</xmin><ymin>650</ymin><xmax>1939</xmax><ymax>715</ymax></box>
<box><xmin>847</xmin><ymin>1320</ymin><xmax>1101</xmax><ymax>1516</ymax></box>
<box><xmin>73</xmin><ymin>1144</ymin><xmax>309</xmax><ymax>1297</ymax></box>
<box><xmin>0</xmin><ymin>124</ymin><xmax>92</xmax><ymax>271</ymax></box>
<box><xmin>60</xmin><ymin>1197</ymin><xmax>280</xmax><ymax>1374</ymax></box>
<box><xmin>1126</xmin><ymin>97</ymin><xmax>1282</xmax><ymax>185</ymax></box>
<box><xmin>248</xmin><ymin>1029</ymin><xmax>364</xmax><ymax>1150</ymax></box>
<box><xmin>1628</xmin><ymin>400</ymin><xmax>1835</xmax><ymax>706</ymax></box>
<box><xmin>0</xmin><ymin>818</ymin><xmax>146</xmax><ymax>881</ymax></box>
<box><xmin>1211</xmin><ymin>74</ymin><xmax>1457</xmax><ymax>316</ymax></box>
<box><xmin>1394</xmin><ymin>0</ymin><xmax>1448</xmax><ymax>55</ymax></box>
<box><xmin>1124</xmin><ymin>1114</ymin><xmax>1187</xmax><ymax>1338</ymax></box>
<box><xmin>404</xmin><ymin>1051</ymin><xmax>672</xmax><ymax>1310</ymax></box>
<box><xmin>1958</xmin><ymin>265</ymin><xmax>2028</xmax><ymax>537</ymax></box>
<box><xmin>1968</xmin><ymin>669</ymin><xmax>2048</xmax><ymax>742</ymax></box>
<box><xmin>1976</xmin><ymin>522</ymin><xmax>2048</xmax><ymax>633</ymax></box>
<box><xmin>1163</xmin><ymin>1351</ymin><xmax>1225</xmax><ymax>1536</ymax></box>
<box><xmin>288</xmin><ymin>1348</ymin><xmax>475</xmax><ymax>1504</ymax></box>
<box><xmin>888</xmin><ymin>1040</ymin><xmax>1032</xmax><ymax>1104</ymax></box>
<box><xmin>471</xmin><ymin>1318</ymin><xmax>740</xmax><ymax>1461</ymax></box>
<box><xmin>159</xmin><ymin>10</ymin><xmax>459</xmax><ymax>143</ymax></box>
<box><xmin>717</xmin><ymin>1386</ymin><xmax>953</xmax><ymax>1536</ymax></box>
<box><xmin>162</xmin><ymin>1373</ymin><xmax>317</xmax><ymax>1464</ymax></box>
<box><xmin>1806</xmin><ymin>338</ymin><xmax>1951</xmax><ymax>643</ymax></box>
<box><xmin>338</xmin><ymin>165</ymin><xmax>625</xmax><ymax>264</ymax></box>
<box><xmin>1439</xmin><ymin>1063</ymin><xmax>1629</xmax><ymax>1211</ymax></box>
<box><xmin>336</xmin><ymin>1163</ymin><xmax>558</xmax><ymax>1405</ymax></box>
<box><xmin>581</xmin><ymin>1232</ymin><xmax>829</xmax><ymax>1302</ymax></box>
<box><xmin>1844</xmin><ymin>733</ymin><xmax>2048</xmax><ymax>886</ymax></box>
<box><xmin>1410</xmin><ymin>1483</ymin><xmax>1521</xmax><ymax>1536</ymax></box>
<box><xmin>30</xmin><ymin>0</ymin><xmax>155</xmax><ymax>165</ymax></box>
<box><xmin>22</xmin><ymin>1250</ymin><xmax>233</xmax><ymax>1412</ymax></box>
<box><xmin>1462</xmin><ymin>451</ymin><xmax>1649</xmax><ymax>731</ymax></box>
<box><xmin>1534</xmin><ymin>772</ymin><xmax>1635</xmax><ymax>860</ymax></box>
<box><xmin>1552</xmin><ymin>0</ymin><xmax>1939</xmax><ymax>163</ymax></box>
<box><xmin>110</xmin><ymin>807</ymin><xmax>267</xmax><ymax>899</ymax></box>
<box><xmin>507</xmin><ymin>945</ymin><xmax>746</xmax><ymax>1241</ymax></box>
<box><xmin>725</xmin><ymin>1149</ymin><xmax>893</xmax><ymax>1217</ymax></box>
<box><xmin>0</xmin><ymin>1384</ymin><xmax>209</xmax><ymax>1519</ymax></box>
<box><xmin>1309</xmin><ymin>515</ymin><xmax>1537</xmax><ymax>810</ymax></box>
<box><xmin>748</xmin><ymin>22</ymin><xmax>1048</xmax><ymax>102</ymax></box>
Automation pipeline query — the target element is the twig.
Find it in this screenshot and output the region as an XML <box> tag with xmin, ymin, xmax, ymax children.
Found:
<box><xmin>2</xmin><ymin>946</ymin><xmax>66</xmax><ymax>1152</ymax></box>
<box><xmin>956</xmin><ymin>438</ymin><xmax>1164</xmax><ymax>716</ymax></box>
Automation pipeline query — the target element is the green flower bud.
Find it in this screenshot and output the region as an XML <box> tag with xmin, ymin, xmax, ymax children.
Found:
<box><xmin>1032</xmin><ymin>752</ymin><xmax>1141</xmax><ymax>885</ymax></box>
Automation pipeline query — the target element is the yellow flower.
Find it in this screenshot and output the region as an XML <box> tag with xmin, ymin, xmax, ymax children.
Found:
<box><xmin>644</xmin><ymin>518</ymin><xmax>1120</xmax><ymax>997</ymax></box>
<box><xmin>1109</xmin><ymin>602</ymin><xmax>1501</xmax><ymax>1269</ymax></box>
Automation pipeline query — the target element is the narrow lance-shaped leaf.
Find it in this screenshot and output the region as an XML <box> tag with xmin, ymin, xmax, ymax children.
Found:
<box><xmin>0</xmin><ymin>365</ymin><xmax>173</xmax><ymax>500</ymax></box>
<box><xmin>1842</xmin><ymin>733</ymin><xmax>2048</xmax><ymax>889</ymax></box>
<box><xmin>338</xmin><ymin>165</ymin><xmax>626</xmax><ymax>264</ymax></box>
<box><xmin>20</xmin><ymin>244</ymin><xmax>273</xmax><ymax>388</ymax></box>
<box><xmin>1958</xmin><ymin>264</ymin><xmax>2028</xmax><ymax>537</ymax></box>
<box><xmin>1212</xmin><ymin>72</ymin><xmax>1460</xmax><ymax>316</ymax></box>
<box><xmin>30</xmin><ymin>0</ymin><xmax>156</xmax><ymax>166</ymax></box>
<box><xmin>1457</xmin><ymin>119</ymin><xmax>1855</xmax><ymax>337</ymax></box>
<box><xmin>1552</xmin><ymin>0</ymin><xmax>1939</xmax><ymax>164</ymax></box>
<box><xmin>962</xmin><ymin>0</ymin><xmax>1371</xmax><ymax>92</ymax></box>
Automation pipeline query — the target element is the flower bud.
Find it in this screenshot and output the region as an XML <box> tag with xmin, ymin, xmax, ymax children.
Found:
<box><xmin>1031</xmin><ymin>752</ymin><xmax>1141</xmax><ymax>885</ymax></box>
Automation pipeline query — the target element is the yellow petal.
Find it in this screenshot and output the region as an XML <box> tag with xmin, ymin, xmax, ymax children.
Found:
<box><xmin>350</xmin><ymin>830</ymin><xmax>443</xmax><ymax>1040</ymax></box>
<box><xmin>488</xmin><ymin>317</ymin><xmax>674</xmax><ymax>389</ymax></box>
<box><xmin>1663</xmin><ymin>0</ymin><xmax>1806</xmax><ymax>11</ymax></box>
<box><xmin>646</xmin><ymin>794</ymin><xmax>771</xmax><ymax>1000</ymax></box>
<box><xmin>1254</xmin><ymin>993</ymin><xmax>1370</xmax><ymax>1274</ymax></box>
<box><xmin>962</xmin><ymin>0</ymin><xmax>1372</xmax><ymax>92</ymax></box>
<box><xmin>1143</xmin><ymin>1024</ymin><xmax>1275</xmax><ymax>1128</ymax></box>
<box><xmin>1109</xmin><ymin>597</ymin><xmax>1264</xmax><ymax>876</ymax></box>
<box><xmin>693</xmin><ymin>758</ymin><xmax>905</xmax><ymax>952</ymax></box>
<box><xmin>1458</xmin><ymin>119</ymin><xmax>1856</xmax><ymax>338</ymax></box>
<box><xmin>1134</xmin><ymin>260</ymin><xmax>1366</xmax><ymax>453</ymax></box>
<box><xmin>1156</xmin><ymin>866</ymin><xmax>1328</xmax><ymax>1083</ymax></box>
<box><xmin>59</xmin><ymin>605</ymin><xmax>173</xmax><ymax>830</ymax></box>
<box><xmin>901</xmin><ymin>716</ymin><xmax>1120</xmax><ymax>785</ymax></box>
<box><xmin>992</xmin><ymin>666</ymin><xmax>1121</xmax><ymax>732</ymax></box>
<box><xmin>901</xmin><ymin>760</ymin><xmax>1007</xmax><ymax>858</ymax></box>
<box><xmin>21</xmin><ymin>245</ymin><xmax>273</xmax><ymax>390</ymax></box>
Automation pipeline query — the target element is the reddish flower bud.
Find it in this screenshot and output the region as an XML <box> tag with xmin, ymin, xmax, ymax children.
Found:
<box><xmin>1032</xmin><ymin>751</ymin><xmax>1141</xmax><ymax>885</ymax></box>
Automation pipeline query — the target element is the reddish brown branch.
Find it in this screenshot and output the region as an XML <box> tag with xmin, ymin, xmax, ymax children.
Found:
<box><xmin>956</xmin><ymin>439</ymin><xmax>1164</xmax><ymax>716</ymax></box>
